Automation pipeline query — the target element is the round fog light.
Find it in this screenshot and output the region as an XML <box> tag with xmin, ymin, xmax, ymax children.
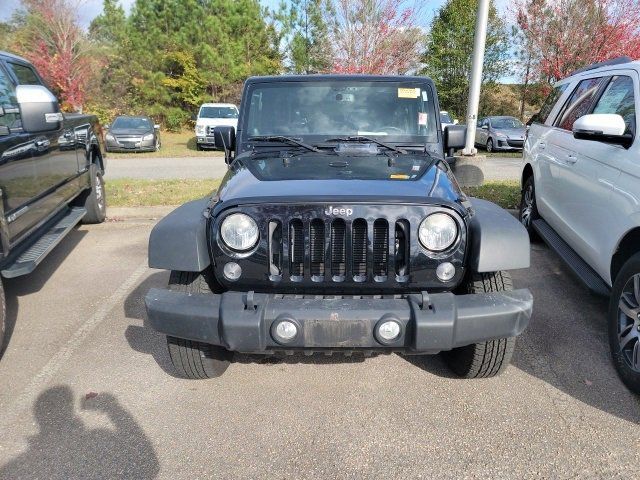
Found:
<box><xmin>377</xmin><ymin>320</ymin><xmax>401</xmax><ymax>342</ymax></box>
<box><xmin>273</xmin><ymin>320</ymin><xmax>298</xmax><ymax>343</ymax></box>
<box><xmin>223</xmin><ymin>262</ymin><xmax>242</xmax><ymax>281</ymax></box>
<box><xmin>436</xmin><ymin>262</ymin><xmax>455</xmax><ymax>282</ymax></box>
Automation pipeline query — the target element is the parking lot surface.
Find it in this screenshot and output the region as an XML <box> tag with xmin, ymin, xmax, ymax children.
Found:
<box><xmin>0</xmin><ymin>219</ymin><xmax>638</xmax><ymax>479</ymax></box>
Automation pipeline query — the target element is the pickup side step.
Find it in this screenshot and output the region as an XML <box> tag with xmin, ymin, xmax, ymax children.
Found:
<box><xmin>532</xmin><ymin>219</ymin><xmax>610</xmax><ymax>297</ymax></box>
<box><xmin>1</xmin><ymin>207</ymin><xmax>86</xmax><ymax>278</ymax></box>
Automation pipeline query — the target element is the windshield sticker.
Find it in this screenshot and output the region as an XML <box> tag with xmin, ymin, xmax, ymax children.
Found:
<box><xmin>418</xmin><ymin>112</ymin><xmax>428</xmax><ymax>125</ymax></box>
<box><xmin>398</xmin><ymin>87</ymin><xmax>420</xmax><ymax>99</ymax></box>
<box><xmin>390</xmin><ymin>174</ymin><xmax>410</xmax><ymax>179</ymax></box>
<box><xmin>422</xmin><ymin>90</ymin><xmax>428</xmax><ymax>101</ymax></box>
<box><xmin>412</xmin><ymin>165</ymin><xmax>421</xmax><ymax>171</ymax></box>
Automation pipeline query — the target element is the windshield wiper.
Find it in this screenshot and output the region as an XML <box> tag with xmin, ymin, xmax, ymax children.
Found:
<box><xmin>325</xmin><ymin>136</ymin><xmax>407</xmax><ymax>154</ymax></box>
<box><xmin>248</xmin><ymin>135</ymin><xmax>321</xmax><ymax>153</ymax></box>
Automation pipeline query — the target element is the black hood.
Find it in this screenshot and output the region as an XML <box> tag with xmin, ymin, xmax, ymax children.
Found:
<box><xmin>215</xmin><ymin>153</ymin><xmax>464</xmax><ymax>206</ymax></box>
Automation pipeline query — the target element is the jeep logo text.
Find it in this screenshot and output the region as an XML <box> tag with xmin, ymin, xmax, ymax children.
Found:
<box><xmin>325</xmin><ymin>206</ymin><xmax>353</xmax><ymax>216</ymax></box>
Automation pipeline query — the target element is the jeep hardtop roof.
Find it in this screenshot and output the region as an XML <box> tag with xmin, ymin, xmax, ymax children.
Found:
<box><xmin>244</xmin><ymin>74</ymin><xmax>436</xmax><ymax>86</ymax></box>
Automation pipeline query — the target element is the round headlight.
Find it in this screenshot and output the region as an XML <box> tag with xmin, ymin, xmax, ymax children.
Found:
<box><xmin>220</xmin><ymin>213</ymin><xmax>259</xmax><ymax>251</ymax></box>
<box><xmin>419</xmin><ymin>213</ymin><xmax>458</xmax><ymax>251</ymax></box>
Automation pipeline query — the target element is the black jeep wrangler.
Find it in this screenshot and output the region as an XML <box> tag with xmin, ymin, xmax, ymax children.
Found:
<box><xmin>145</xmin><ymin>75</ymin><xmax>532</xmax><ymax>379</ymax></box>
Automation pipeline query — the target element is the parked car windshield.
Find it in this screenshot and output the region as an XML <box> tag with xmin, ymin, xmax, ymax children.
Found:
<box><xmin>199</xmin><ymin>106</ymin><xmax>238</xmax><ymax>119</ymax></box>
<box><xmin>440</xmin><ymin>112</ymin><xmax>453</xmax><ymax>123</ymax></box>
<box><xmin>244</xmin><ymin>80</ymin><xmax>439</xmax><ymax>145</ymax></box>
<box><xmin>491</xmin><ymin>117</ymin><xmax>524</xmax><ymax>129</ymax></box>
<box><xmin>112</xmin><ymin>116</ymin><xmax>152</xmax><ymax>130</ymax></box>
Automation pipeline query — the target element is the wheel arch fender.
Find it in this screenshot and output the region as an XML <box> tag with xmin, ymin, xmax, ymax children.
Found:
<box><xmin>467</xmin><ymin>198</ymin><xmax>530</xmax><ymax>272</ymax></box>
<box><xmin>611</xmin><ymin>226</ymin><xmax>640</xmax><ymax>284</ymax></box>
<box><xmin>148</xmin><ymin>198</ymin><xmax>212</xmax><ymax>272</ymax></box>
<box><xmin>521</xmin><ymin>163</ymin><xmax>534</xmax><ymax>188</ymax></box>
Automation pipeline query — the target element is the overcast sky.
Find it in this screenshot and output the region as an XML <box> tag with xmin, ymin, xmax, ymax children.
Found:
<box><xmin>1</xmin><ymin>0</ymin><xmax>511</xmax><ymax>27</ymax></box>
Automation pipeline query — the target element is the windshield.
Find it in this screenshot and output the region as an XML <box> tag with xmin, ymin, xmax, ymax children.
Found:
<box><xmin>440</xmin><ymin>112</ymin><xmax>453</xmax><ymax>123</ymax></box>
<box><xmin>112</xmin><ymin>117</ymin><xmax>152</xmax><ymax>130</ymax></box>
<box><xmin>199</xmin><ymin>106</ymin><xmax>238</xmax><ymax>119</ymax></box>
<box><xmin>491</xmin><ymin>117</ymin><xmax>524</xmax><ymax>129</ymax></box>
<box><xmin>244</xmin><ymin>81</ymin><xmax>439</xmax><ymax>144</ymax></box>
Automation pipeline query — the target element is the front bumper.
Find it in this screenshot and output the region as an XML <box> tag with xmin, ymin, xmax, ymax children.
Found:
<box><xmin>196</xmin><ymin>135</ymin><xmax>216</xmax><ymax>146</ymax></box>
<box><xmin>495</xmin><ymin>139</ymin><xmax>524</xmax><ymax>151</ymax></box>
<box><xmin>144</xmin><ymin>288</ymin><xmax>533</xmax><ymax>354</ymax></box>
<box><xmin>106</xmin><ymin>139</ymin><xmax>155</xmax><ymax>152</ymax></box>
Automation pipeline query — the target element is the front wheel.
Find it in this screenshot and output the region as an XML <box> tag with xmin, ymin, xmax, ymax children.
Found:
<box><xmin>442</xmin><ymin>271</ymin><xmax>516</xmax><ymax>378</ymax></box>
<box><xmin>519</xmin><ymin>175</ymin><xmax>539</xmax><ymax>240</ymax></box>
<box><xmin>166</xmin><ymin>270</ymin><xmax>231</xmax><ymax>379</ymax></box>
<box><xmin>609</xmin><ymin>254</ymin><xmax>640</xmax><ymax>394</ymax></box>
<box><xmin>486</xmin><ymin>138</ymin><xmax>494</xmax><ymax>153</ymax></box>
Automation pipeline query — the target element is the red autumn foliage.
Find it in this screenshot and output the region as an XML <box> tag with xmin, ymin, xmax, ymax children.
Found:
<box><xmin>329</xmin><ymin>0</ymin><xmax>422</xmax><ymax>74</ymax></box>
<box><xmin>513</xmin><ymin>0</ymin><xmax>640</xmax><ymax>83</ymax></box>
<box><xmin>14</xmin><ymin>0</ymin><xmax>94</xmax><ymax>111</ymax></box>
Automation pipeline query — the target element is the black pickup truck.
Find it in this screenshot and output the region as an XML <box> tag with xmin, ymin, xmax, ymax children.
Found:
<box><xmin>0</xmin><ymin>51</ymin><xmax>106</xmax><ymax>352</ymax></box>
<box><xmin>145</xmin><ymin>75</ymin><xmax>533</xmax><ymax>380</ymax></box>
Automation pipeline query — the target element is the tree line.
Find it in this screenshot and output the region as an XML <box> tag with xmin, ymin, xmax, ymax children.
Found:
<box><xmin>0</xmin><ymin>0</ymin><xmax>638</xmax><ymax>130</ymax></box>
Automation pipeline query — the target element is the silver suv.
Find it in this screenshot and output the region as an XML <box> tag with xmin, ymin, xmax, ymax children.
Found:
<box><xmin>518</xmin><ymin>57</ymin><xmax>639</xmax><ymax>393</ymax></box>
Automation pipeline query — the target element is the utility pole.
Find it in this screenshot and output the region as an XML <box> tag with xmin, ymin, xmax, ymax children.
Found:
<box><xmin>462</xmin><ymin>0</ymin><xmax>489</xmax><ymax>156</ymax></box>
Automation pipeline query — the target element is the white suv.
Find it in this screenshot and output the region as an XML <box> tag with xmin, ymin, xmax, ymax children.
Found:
<box><xmin>195</xmin><ymin>103</ymin><xmax>239</xmax><ymax>150</ymax></box>
<box><xmin>518</xmin><ymin>57</ymin><xmax>639</xmax><ymax>393</ymax></box>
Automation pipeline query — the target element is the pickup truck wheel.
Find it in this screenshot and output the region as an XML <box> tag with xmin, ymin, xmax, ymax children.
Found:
<box><xmin>519</xmin><ymin>175</ymin><xmax>539</xmax><ymax>240</ymax></box>
<box><xmin>166</xmin><ymin>270</ymin><xmax>231</xmax><ymax>379</ymax></box>
<box><xmin>608</xmin><ymin>254</ymin><xmax>640</xmax><ymax>394</ymax></box>
<box><xmin>442</xmin><ymin>271</ymin><xmax>516</xmax><ymax>378</ymax></box>
<box><xmin>79</xmin><ymin>163</ymin><xmax>106</xmax><ymax>224</ymax></box>
<box><xmin>196</xmin><ymin>143</ymin><xmax>202</xmax><ymax>151</ymax></box>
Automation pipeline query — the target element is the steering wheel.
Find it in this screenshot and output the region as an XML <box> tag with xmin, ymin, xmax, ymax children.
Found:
<box><xmin>378</xmin><ymin>126</ymin><xmax>404</xmax><ymax>134</ymax></box>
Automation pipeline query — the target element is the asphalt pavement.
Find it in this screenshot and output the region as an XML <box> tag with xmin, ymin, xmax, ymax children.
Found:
<box><xmin>106</xmin><ymin>155</ymin><xmax>523</xmax><ymax>182</ymax></box>
<box><xmin>0</xmin><ymin>218</ymin><xmax>638</xmax><ymax>479</ymax></box>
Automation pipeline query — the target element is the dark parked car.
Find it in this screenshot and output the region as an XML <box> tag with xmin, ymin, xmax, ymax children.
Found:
<box><xmin>105</xmin><ymin>115</ymin><xmax>160</xmax><ymax>153</ymax></box>
<box><xmin>475</xmin><ymin>116</ymin><xmax>526</xmax><ymax>153</ymax></box>
<box><xmin>145</xmin><ymin>75</ymin><xmax>533</xmax><ymax>380</ymax></box>
<box><xmin>0</xmin><ymin>51</ymin><xmax>106</xmax><ymax>352</ymax></box>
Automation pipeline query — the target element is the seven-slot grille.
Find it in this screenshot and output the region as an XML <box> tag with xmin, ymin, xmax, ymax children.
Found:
<box><xmin>267</xmin><ymin>217</ymin><xmax>410</xmax><ymax>283</ymax></box>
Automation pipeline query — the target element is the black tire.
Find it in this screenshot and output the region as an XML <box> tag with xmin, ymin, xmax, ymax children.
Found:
<box><xmin>196</xmin><ymin>143</ymin><xmax>202</xmax><ymax>151</ymax></box>
<box><xmin>0</xmin><ymin>279</ymin><xmax>5</xmax><ymax>355</ymax></box>
<box><xmin>608</xmin><ymin>253</ymin><xmax>640</xmax><ymax>394</ymax></box>
<box><xmin>486</xmin><ymin>138</ymin><xmax>494</xmax><ymax>153</ymax></box>
<box><xmin>78</xmin><ymin>163</ymin><xmax>106</xmax><ymax>224</ymax></box>
<box><xmin>519</xmin><ymin>175</ymin><xmax>540</xmax><ymax>240</ymax></box>
<box><xmin>166</xmin><ymin>270</ymin><xmax>231</xmax><ymax>379</ymax></box>
<box><xmin>442</xmin><ymin>271</ymin><xmax>517</xmax><ymax>378</ymax></box>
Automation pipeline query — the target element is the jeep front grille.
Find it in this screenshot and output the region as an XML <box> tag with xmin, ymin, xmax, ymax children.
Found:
<box><xmin>268</xmin><ymin>217</ymin><xmax>410</xmax><ymax>284</ymax></box>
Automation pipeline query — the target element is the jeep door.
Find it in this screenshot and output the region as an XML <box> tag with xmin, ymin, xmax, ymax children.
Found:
<box><xmin>3</xmin><ymin>59</ymin><xmax>80</xmax><ymax>220</ymax></box>
<box><xmin>550</xmin><ymin>72</ymin><xmax>638</xmax><ymax>284</ymax></box>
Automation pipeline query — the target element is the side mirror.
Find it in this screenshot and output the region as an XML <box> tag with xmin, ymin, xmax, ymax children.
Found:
<box><xmin>154</xmin><ymin>124</ymin><xmax>160</xmax><ymax>130</ymax></box>
<box><xmin>444</xmin><ymin>124</ymin><xmax>466</xmax><ymax>157</ymax></box>
<box><xmin>16</xmin><ymin>84</ymin><xmax>62</xmax><ymax>133</ymax></box>
<box><xmin>573</xmin><ymin>114</ymin><xmax>632</xmax><ymax>148</ymax></box>
<box><xmin>213</xmin><ymin>125</ymin><xmax>236</xmax><ymax>164</ymax></box>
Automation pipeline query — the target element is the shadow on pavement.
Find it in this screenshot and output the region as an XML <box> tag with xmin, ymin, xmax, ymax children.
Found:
<box><xmin>511</xmin><ymin>244</ymin><xmax>640</xmax><ymax>424</ymax></box>
<box><xmin>1</xmin><ymin>229</ymin><xmax>86</xmax><ymax>359</ymax></box>
<box><xmin>0</xmin><ymin>385</ymin><xmax>159</xmax><ymax>479</ymax></box>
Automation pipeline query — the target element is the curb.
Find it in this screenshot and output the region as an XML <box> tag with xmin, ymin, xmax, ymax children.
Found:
<box><xmin>107</xmin><ymin>206</ymin><xmax>177</xmax><ymax>221</ymax></box>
